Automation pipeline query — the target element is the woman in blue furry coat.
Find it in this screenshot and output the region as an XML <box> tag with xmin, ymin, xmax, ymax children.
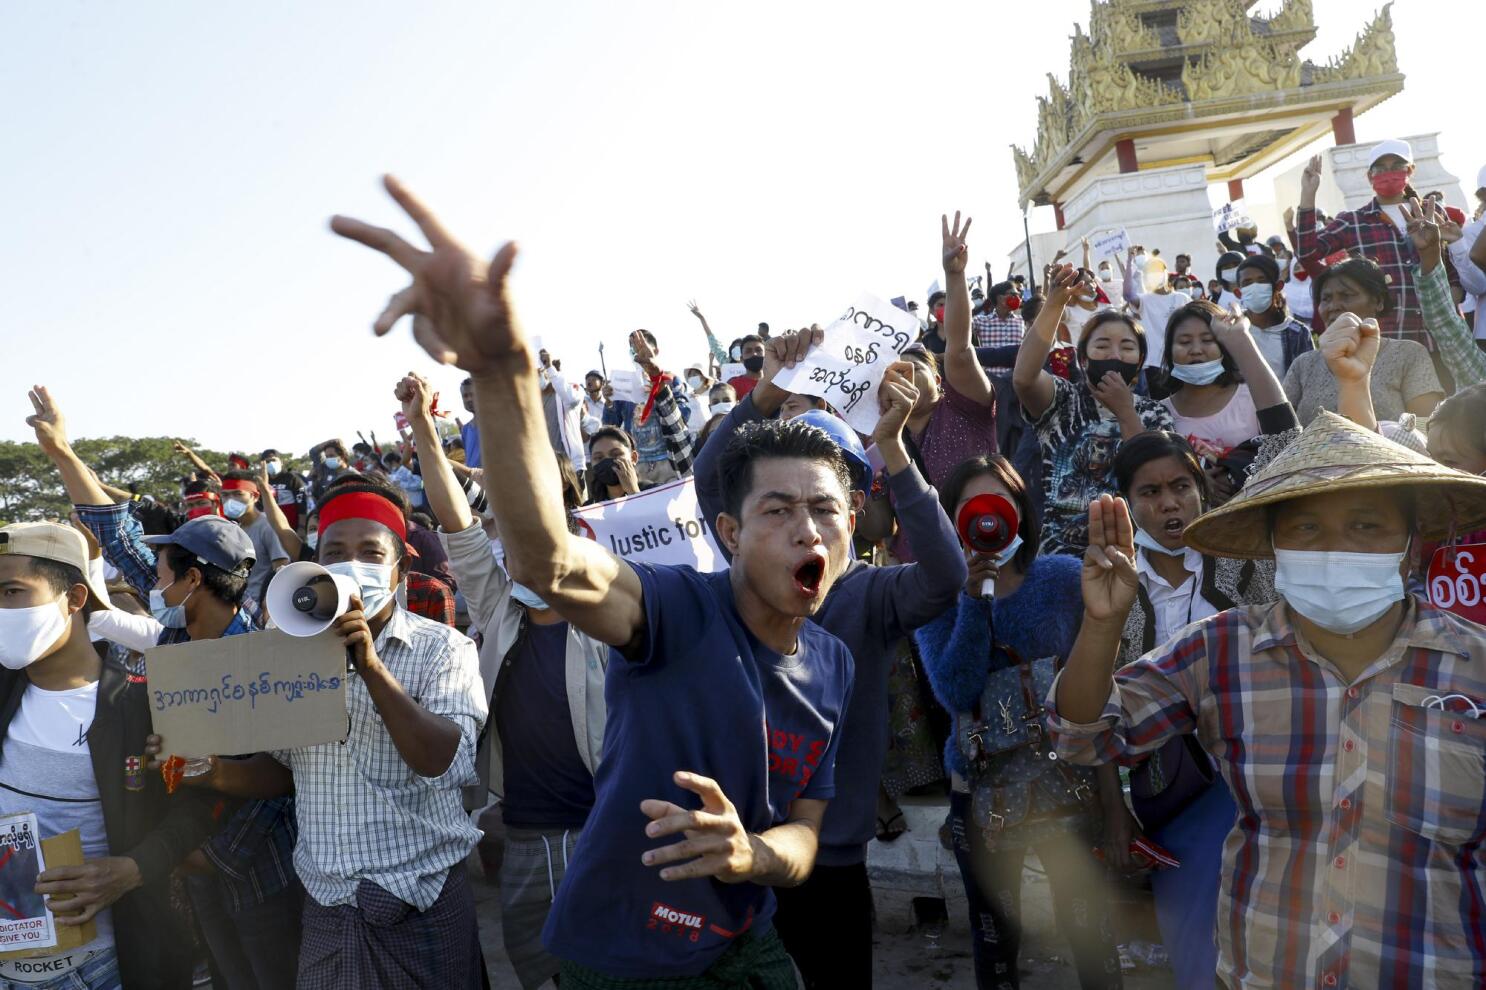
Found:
<box><xmin>916</xmin><ymin>454</ymin><xmax>1131</xmax><ymax>990</ymax></box>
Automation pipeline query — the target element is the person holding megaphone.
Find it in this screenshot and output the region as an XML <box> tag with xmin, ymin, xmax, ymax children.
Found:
<box><xmin>914</xmin><ymin>453</ymin><xmax>1131</xmax><ymax>990</ymax></box>
<box><xmin>156</xmin><ymin>474</ymin><xmax>489</xmax><ymax>989</ymax></box>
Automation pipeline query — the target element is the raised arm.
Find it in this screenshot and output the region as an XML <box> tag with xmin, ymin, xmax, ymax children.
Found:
<box><xmin>1013</xmin><ymin>265</ymin><xmax>1079</xmax><ymax>419</ymax></box>
<box><xmin>688</xmin><ymin>299</ymin><xmax>730</xmax><ymax>366</ymax></box>
<box><xmin>397</xmin><ymin>373</ymin><xmax>473</xmax><ymax>534</ymax></box>
<box><xmin>1319</xmin><ymin>313</ymin><xmax>1381</xmax><ymax>432</ymax></box>
<box><xmin>1406</xmin><ymin>199</ymin><xmax>1486</xmax><ymax>389</ymax></box>
<box><xmin>941</xmin><ymin>212</ymin><xmax>994</xmax><ymax>407</ymax></box>
<box><xmin>330</xmin><ymin>176</ymin><xmax>644</xmax><ymax>649</ymax></box>
<box><xmin>171</xmin><ymin>441</ymin><xmax>220</xmax><ymax>484</ymax></box>
<box><xmin>1296</xmin><ymin>155</ymin><xmax>1348</xmax><ymax>262</ymax></box>
<box><xmin>254</xmin><ymin>460</ymin><xmax>303</xmax><ymax>559</ymax></box>
<box><xmin>1119</xmin><ymin>246</ymin><xmax>1140</xmax><ymax>308</ymax></box>
<box><xmin>27</xmin><ymin>387</ymin><xmax>114</xmax><ymax>508</ymax></box>
<box><xmin>1056</xmin><ymin>494</ymin><xmax>1141</xmax><ymax>723</ymax></box>
<box><xmin>1208</xmin><ymin>307</ymin><xmax>1288</xmax><ymax>411</ymax></box>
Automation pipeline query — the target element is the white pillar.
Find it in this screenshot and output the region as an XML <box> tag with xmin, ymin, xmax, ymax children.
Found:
<box><xmin>1059</xmin><ymin>163</ymin><xmax>1222</xmax><ymax>287</ymax></box>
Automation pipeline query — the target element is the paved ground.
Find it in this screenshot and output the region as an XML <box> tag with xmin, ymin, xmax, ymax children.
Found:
<box><xmin>471</xmin><ymin>855</ymin><xmax>1178</xmax><ymax>989</ymax></box>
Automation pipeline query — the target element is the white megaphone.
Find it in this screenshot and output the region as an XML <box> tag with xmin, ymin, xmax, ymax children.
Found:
<box><xmin>266</xmin><ymin>561</ymin><xmax>360</xmax><ymax>637</ymax></box>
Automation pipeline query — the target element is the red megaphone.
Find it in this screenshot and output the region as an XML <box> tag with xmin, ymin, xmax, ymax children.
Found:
<box><xmin>956</xmin><ymin>494</ymin><xmax>1020</xmax><ymax>597</ymax></box>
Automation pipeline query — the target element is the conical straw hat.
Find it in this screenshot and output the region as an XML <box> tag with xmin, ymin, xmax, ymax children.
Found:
<box><xmin>1184</xmin><ymin>411</ymin><xmax>1486</xmax><ymax>560</ymax></box>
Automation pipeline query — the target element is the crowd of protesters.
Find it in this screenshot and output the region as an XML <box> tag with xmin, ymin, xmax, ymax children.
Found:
<box><xmin>3</xmin><ymin>138</ymin><xmax>1486</xmax><ymax>990</ymax></box>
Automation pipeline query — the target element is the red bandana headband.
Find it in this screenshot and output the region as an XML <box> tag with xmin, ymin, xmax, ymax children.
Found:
<box><xmin>316</xmin><ymin>491</ymin><xmax>415</xmax><ymax>555</ymax></box>
<box><xmin>221</xmin><ymin>478</ymin><xmax>259</xmax><ymax>498</ymax></box>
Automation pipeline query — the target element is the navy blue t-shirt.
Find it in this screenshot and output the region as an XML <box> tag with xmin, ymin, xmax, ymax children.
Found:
<box><xmin>496</xmin><ymin>620</ymin><xmax>594</xmax><ymax>829</ymax></box>
<box><xmin>542</xmin><ymin>564</ymin><xmax>853</xmax><ymax>979</ymax></box>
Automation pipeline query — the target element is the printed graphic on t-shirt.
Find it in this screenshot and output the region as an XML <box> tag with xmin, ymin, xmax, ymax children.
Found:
<box><xmin>766</xmin><ymin>724</ymin><xmax>828</xmax><ymax>799</ymax></box>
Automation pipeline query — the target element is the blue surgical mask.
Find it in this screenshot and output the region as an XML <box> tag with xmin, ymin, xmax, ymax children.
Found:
<box><xmin>323</xmin><ymin>456</ymin><xmax>342</xmax><ymax>470</ymax></box>
<box><xmin>223</xmin><ymin>498</ymin><xmax>250</xmax><ymax>520</ymax></box>
<box><xmin>994</xmin><ymin>534</ymin><xmax>1023</xmax><ymax>568</ymax></box>
<box><xmin>306</xmin><ymin>532</ymin><xmax>319</xmax><ymax>551</ymax></box>
<box><xmin>324</xmin><ymin>560</ymin><xmax>396</xmax><ymax>617</ymax></box>
<box><xmin>509</xmin><ymin>581</ymin><xmax>550</xmax><ymax>611</ymax></box>
<box><xmin>149</xmin><ymin>581</ymin><xmax>194</xmax><ymax>629</ymax></box>
<box><xmin>1169</xmin><ymin>358</ymin><xmax>1226</xmax><ymax>386</ymax></box>
<box><xmin>1134</xmin><ymin>526</ymin><xmax>1186</xmax><ymax>557</ymax></box>
<box><xmin>1274</xmin><ymin>547</ymin><xmax>1406</xmax><ymax>634</ymax></box>
<box><xmin>1240</xmin><ymin>283</ymin><xmax>1274</xmax><ymax>313</ymax></box>
<box><xmin>265</xmin><ymin>460</ymin><xmax>282</xmax><ymax>476</ymax></box>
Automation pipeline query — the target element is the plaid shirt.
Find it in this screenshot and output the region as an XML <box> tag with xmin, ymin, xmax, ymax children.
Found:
<box><xmin>637</xmin><ymin>377</ymin><xmax>694</xmax><ymax>477</ymax></box>
<box><xmin>405</xmin><ymin>572</ymin><xmax>457</xmax><ymax>627</ymax></box>
<box><xmin>273</xmin><ymin>606</ymin><xmax>486</xmax><ymax>910</ymax></box>
<box><xmin>1297</xmin><ymin>203</ymin><xmax>1462</xmax><ymax>351</ymax></box>
<box><xmin>972</xmin><ymin>311</ymin><xmax>1026</xmax><ymax>348</ymax></box>
<box><xmin>76</xmin><ymin>501</ymin><xmax>298</xmax><ymax>911</ymax></box>
<box><xmin>1048</xmin><ymin>598</ymin><xmax>1486</xmax><ymax>989</ymax></box>
<box><xmin>1416</xmin><ymin>260</ymin><xmax>1486</xmax><ymax>388</ymax></box>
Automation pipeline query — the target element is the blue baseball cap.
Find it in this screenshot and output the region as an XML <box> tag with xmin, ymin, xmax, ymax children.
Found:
<box><xmin>793</xmin><ymin>409</ymin><xmax>872</xmax><ymax>492</ymax></box>
<box><xmin>143</xmin><ymin>516</ymin><xmax>255</xmax><ymax>575</ymax></box>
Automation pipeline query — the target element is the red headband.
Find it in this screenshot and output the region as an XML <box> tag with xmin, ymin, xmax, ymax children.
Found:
<box><xmin>317</xmin><ymin>491</ymin><xmax>409</xmax><ymax>548</ymax></box>
<box><xmin>221</xmin><ymin>478</ymin><xmax>259</xmax><ymax>498</ymax></box>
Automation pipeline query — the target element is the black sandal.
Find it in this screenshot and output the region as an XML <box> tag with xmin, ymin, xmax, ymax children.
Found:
<box><xmin>875</xmin><ymin>810</ymin><xmax>907</xmax><ymax>842</ymax></box>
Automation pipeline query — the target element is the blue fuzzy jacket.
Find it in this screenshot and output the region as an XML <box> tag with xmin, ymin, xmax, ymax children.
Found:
<box><xmin>914</xmin><ymin>554</ymin><xmax>1084</xmax><ymax>777</ymax></box>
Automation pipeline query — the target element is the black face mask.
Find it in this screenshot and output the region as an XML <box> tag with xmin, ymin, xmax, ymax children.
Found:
<box><xmin>1084</xmin><ymin>358</ymin><xmax>1141</xmax><ymax>388</ymax></box>
<box><xmin>743</xmin><ymin>355</ymin><xmax>765</xmax><ymax>373</ymax></box>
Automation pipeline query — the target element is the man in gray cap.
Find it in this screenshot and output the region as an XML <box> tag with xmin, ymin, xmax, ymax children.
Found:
<box><xmin>0</xmin><ymin>520</ymin><xmax>216</xmax><ymax>990</ymax></box>
<box><xmin>27</xmin><ymin>385</ymin><xmax>305</xmax><ymax>990</ymax></box>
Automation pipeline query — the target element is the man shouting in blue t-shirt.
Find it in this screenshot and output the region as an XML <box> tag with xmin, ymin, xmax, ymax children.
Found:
<box><xmin>334</xmin><ymin>176</ymin><xmax>856</xmax><ymax>988</ymax></box>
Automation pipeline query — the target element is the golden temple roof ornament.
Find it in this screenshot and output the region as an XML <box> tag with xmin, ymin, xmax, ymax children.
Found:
<box><xmin>1012</xmin><ymin>0</ymin><xmax>1404</xmax><ymax>208</ymax></box>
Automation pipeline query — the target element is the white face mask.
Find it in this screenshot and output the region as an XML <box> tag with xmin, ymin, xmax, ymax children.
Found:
<box><xmin>266</xmin><ymin>460</ymin><xmax>282</xmax><ymax>476</ymax></box>
<box><xmin>686</xmin><ymin>374</ymin><xmax>704</xmax><ymax>391</ymax></box>
<box><xmin>223</xmin><ymin>498</ymin><xmax>250</xmax><ymax>520</ymax></box>
<box><xmin>1274</xmin><ymin>547</ymin><xmax>1406</xmax><ymax>635</ymax></box>
<box><xmin>324</xmin><ymin>560</ymin><xmax>397</xmax><ymax>618</ymax></box>
<box><xmin>710</xmin><ymin>401</ymin><xmax>736</xmax><ymax>417</ymax></box>
<box><xmin>994</xmin><ymin>534</ymin><xmax>1023</xmax><ymax>568</ymax></box>
<box><xmin>1169</xmin><ymin>357</ymin><xmax>1226</xmax><ymax>386</ymax></box>
<box><xmin>0</xmin><ymin>599</ymin><xmax>72</xmax><ymax>670</ymax></box>
<box><xmin>1134</xmin><ymin>526</ymin><xmax>1186</xmax><ymax>558</ymax></box>
<box><xmin>149</xmin><ymin>581</ymin><xmax>195</xmax><ymax>629</ymax></box>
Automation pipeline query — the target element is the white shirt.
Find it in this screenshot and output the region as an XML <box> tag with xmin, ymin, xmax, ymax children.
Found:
<box><xmin>1134</xmin><ymin>290</ymin><xmax>1192</xmax><ymax>367</ymax></box>
<box><xmin>1283</xmin><ymin>264</ymin><xmax>1315</xmax><ymax>321</ymax></box>
<box><xmin>0</xmin><ymin>683</ymin><xmax>114</xmax><ymax>960</ymax></box>
<box><xmin>1251</xmin><ymin>325</ymin><xmax>1288</xmax><ymax>379</ymax></box>
<box><xmin>1136</xmin><ymin>546</ymin><xmax>1221</xmax><ymax>647</ymax></box>
<box><xmin>1448</xmin><ymin>217</ymin><xmax>1486</xmax><ymax>339</ymax></box>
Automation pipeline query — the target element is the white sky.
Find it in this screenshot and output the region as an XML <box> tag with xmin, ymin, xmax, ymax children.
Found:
<box><xmin>4</xmin><ymin>0</ymin><xmax>1477</xmax><ymax>454</ymax></box>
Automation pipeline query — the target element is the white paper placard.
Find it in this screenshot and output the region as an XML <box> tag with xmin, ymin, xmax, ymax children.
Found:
<box><xmin>720</xmin><ymin>362</ymin><xmax>747</xmax><ymax>382</ymax></box>
<box><xmin>573</xmin><ymin>476</ymin><xmax>726</xmax><ymax>572</ymax></box>
<box><xmin>607</xmin><ymin>369</ymin><xmax>648</xmax><ymax>405</ymax></box>
<box><xmin>1212</xmin><ymin>201</ymin><xmax>1253</xmax><ymax>234</ymax></box>
<box><xmin>771</xmin><ymin>293</ymin><xmax>920</xmax><ymax>435</ymax></box>
<box><xmin>1090</xmin><ymin>228</ymin><xmax>1131</xmax><ymax>260</ymax></box>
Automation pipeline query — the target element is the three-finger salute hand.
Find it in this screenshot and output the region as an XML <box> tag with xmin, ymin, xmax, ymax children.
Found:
<box><xmin>942</xmin><ymin>211</ymin><xmax>973</xmax><ymax>274</ymax></box>
<box><xmin>640</xmin><ymin>771</ymin><xmax>755</xmax><ymax>884</ymax></box>
<box><xmin>1081</xmin><ymin>494</ymin><xmax>1139</xmax><ymax>622</ymax></box>
<box><xmin>330</xmin><ymin>175</ymin><xmax>524</xmax><ymax>374</ymax></box>
<box><xmin>26</xmin><ymin>386</ymin><xmax>69</xmax><ymax>453</ymax></box>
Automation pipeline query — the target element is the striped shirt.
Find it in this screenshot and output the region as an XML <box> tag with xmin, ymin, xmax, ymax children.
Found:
<box><xmin>1047</xmin><ymin>598</ymin><xmax>1486</xmax><ymax>989</ymax></box>
<box><xmin>273</xmin><ymin>605</ymin><xmax>487</xmax><ymax>910</ymax></box>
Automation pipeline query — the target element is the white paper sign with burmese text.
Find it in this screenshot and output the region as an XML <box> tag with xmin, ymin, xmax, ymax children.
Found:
<box><xmin>572</xmin><ymin>476</ymin><xmax>726</xmax><ymax>572</ymax></box>
<box><xmin>1091</xmin><ymin>227</ymin><xmax>1131</xmax><ymax>261</ymax></box>
<box><xmin>770</xmin><ymin>293</ymin><xmax>920</xmax><ymax>436</ymax></box>
<box><xmin>146</xmin><ymin>629</ymin><xmax>349</xmax><ymax>757</ymax></box>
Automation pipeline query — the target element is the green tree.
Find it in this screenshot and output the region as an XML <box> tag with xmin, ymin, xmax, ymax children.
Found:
<box><xmin>0</xmin><ymin>436</ymin><xmax>233</xmax><ymax>523</ymax></box>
